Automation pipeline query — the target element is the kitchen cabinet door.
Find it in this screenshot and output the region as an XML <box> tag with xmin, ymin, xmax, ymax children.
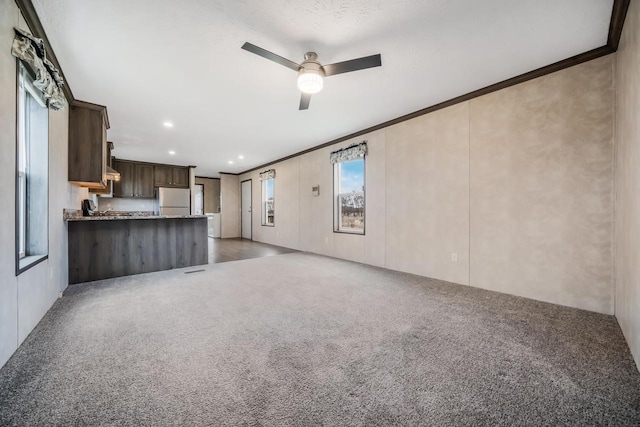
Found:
<box><xmin>154</xmin><ymin>166</ymin><xmax>172</xmax><ymax>187</ymax></box>
<box><xmin>113</xmin><ymin>161</ymin><xmax>134</xmax><ymax>197</ymax></box>
<box><xmin>154</xmin><ymin>165</ymin><xmax>189</xmax><ymax>188</ymax></box>
<box><xmin>135</xmin><ymin>164</ymin><xmax>155</xmax><ymax>198</ymax></box>
<box><xmin>172</xmin><ymin>167</ymin><xmax>189</xmax><ymax>188</ymax></box>
<box><xmin>68</xmin><ymin>102</ymin><xmax>108</xmax><ymax>188</ymax></box>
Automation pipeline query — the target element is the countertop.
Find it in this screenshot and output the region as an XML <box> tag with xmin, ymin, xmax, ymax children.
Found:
<box><xmin>64</xmin><ymin>213</ymin><xmax>207</xmax><ymax>222</ymax></box>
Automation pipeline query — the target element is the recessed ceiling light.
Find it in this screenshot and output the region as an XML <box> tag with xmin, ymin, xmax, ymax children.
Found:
<box><xmin>163</xmin><ymin>121</ymin><xmax>174</xmax><ymax>128</ymax></box>
<box><xmin>168</xmin><ymin>150</ymin><xmax>176</xmax><ymax>155</ymax></box>
<box><xmin>238</xmin><ymin>155</ymin><xmax>244</xmax><ymax>159</ymax></box>
<box><xmin>228</xmin><ymin>160</ymin><xmax>234</xmax><ymax>165</ymax></box>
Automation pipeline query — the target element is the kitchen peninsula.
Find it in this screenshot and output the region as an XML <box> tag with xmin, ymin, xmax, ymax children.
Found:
<box><xmin>66</xmin><ymin>213</ymin><xmax>207</xmax><ymax>284</ymax></box>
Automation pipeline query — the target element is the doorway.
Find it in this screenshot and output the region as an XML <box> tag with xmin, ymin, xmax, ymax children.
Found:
<box><xmin>241</xmin><ymin>179</ymin><xmax>252</xmax><ymax>240</ymax></box>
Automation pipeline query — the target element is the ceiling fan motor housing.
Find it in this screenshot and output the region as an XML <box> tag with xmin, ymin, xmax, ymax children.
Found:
<box><xmin>300</xmin><ymin>52</ymin><xmax>325</xmax><ymax>76</ymax></box>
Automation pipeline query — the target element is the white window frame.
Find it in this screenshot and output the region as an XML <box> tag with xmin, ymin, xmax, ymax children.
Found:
<box><xmin>333</xmin><ymin>158</ymin><xmax>366</xmax><ymax>235</ymax></box>
<box><xmin>261</xmin><ymin>177</ymin><xmax>275</xmax><ymax>226</ymax></box>
<box><xmin>17</xmin><ymin>72</ymin><xmax>27</xmax><ymax>259</ymax></box>
<box><xmin>16</xmin><ymin>62</ymin><xmax>48</xmax><ymax>274</ymax></box>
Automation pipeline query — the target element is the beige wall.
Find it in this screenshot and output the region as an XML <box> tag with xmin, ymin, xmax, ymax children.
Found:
<box><xmin>249</xmin><ymin>158</ymin><xmax>302</xmax><ymax>249</ymax></box>
<box><xmin>615</xmin><ymin>0</ymin><xmax>640</xmax><ymax>368</ymax></box>
<box><xmin>195</xmin><ymin>177</ymin><xmax>220</xmax><ymax>213</ymax></box>
<box><xmin>220</xmin><ymin>173</ymin><xmax>240</xmax><ymax>238</ymax></box>
<box><xmin>0</xmin><ymin>0</ymin><xmax>88</xmax><ymax>368</ymax></box>
<box><xmin>470</xmin><ymin>56</ymin><xmax>614</xmax><ymax>313</ymax></box>
<box><xmin>386</xmin><ymin>103</ymin><xmax>470</xmax><ymax>284</ymax></box>
<box><xmin>240</xmin><ymin>55</ymin><xmax>615</xmax><ymax>315</ymax></box>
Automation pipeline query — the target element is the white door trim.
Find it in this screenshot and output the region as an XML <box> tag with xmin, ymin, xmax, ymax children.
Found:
<box><xmin>241</xmin><ymin>179</ymin><xmax>252</xmax><ymax>240</ymax></box>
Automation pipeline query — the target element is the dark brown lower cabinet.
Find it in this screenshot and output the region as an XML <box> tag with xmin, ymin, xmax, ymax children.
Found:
<box><xmin>67</xmin><ymin>217</ymin><xmax>208</xmax><ymax>284</ymax></box>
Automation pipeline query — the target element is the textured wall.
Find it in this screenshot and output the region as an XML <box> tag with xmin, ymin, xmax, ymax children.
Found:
<box><xmin>297</xmin><ymin>147</ymin><xmax>334</xmax><ymax>256</ymax></box>
<box><xmin>258</xmin><ymin>157</ymin><xmax>301</xmax><ymax>249</ymax></box>
<box><xmin>615</xmin><ymin>0</ymin><xmax>640</xmax><ymax>368</ymax></box>
<box><xmin>0</xmin><ymin>0</ymin><xmax>88</xmax><ymax>368</ymax></box>
<box><xmin>242</xmin><ymin>130</ymin><xmax>387</xmax><ymax>267</ymax></box>
<box><xmin>470</xmin><ymin>56</ymin><xmax>614</xmax><ymax>313</ymax></box>
<box><xmin>220</xmin><ymin>173</ymin><xmax>240</xmax><ymax>238</ymax></box>
<box><xmin>239</xmin><ymin>56</ymin><xmax>614</xmax><ymax>315</ymax></box>
<box><xmin>0</xmin><ymin>0</ymin><xmax>21</xmax><ymax>368</ymax></box>
<box><xmin>386</xmin><ymin>103</ymin><xmax>470</xmax><ymax>285</ymax></box>
<box><xmin>18</xmin><ymin>104</ymin><xmax>78</xmax><ymax>341</ymax></box>
<box><xmin>245</xmin><ymin>157</ymin><xmax>302</xmax><ymax>250</ymax></box>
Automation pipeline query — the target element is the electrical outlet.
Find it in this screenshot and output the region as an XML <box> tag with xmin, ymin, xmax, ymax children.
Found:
<box><xmin>451</xmin><ymin>253</ymin><xmax>458</xmax><ymax>263</ymax></box>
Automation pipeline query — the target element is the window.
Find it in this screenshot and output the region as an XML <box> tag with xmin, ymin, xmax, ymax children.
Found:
<box><xmin>261</xmin><ymin>176</ymin><xmax>275</xmax><ymax>226</ymax></box>
<box><xmin>16</xmin><ymin>62</ymin><xmax>49</xmax><ymax>274</ymax></box>
<box><xmin>334</xmin><ymin>158</ymin><xmax>365</xmax><ymax>234</ymax></box>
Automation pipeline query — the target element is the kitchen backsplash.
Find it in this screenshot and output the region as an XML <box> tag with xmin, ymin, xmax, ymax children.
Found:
<box><xmin>97</xmin><ymin>197</ymin><xmax>158</xmax><ymax>213</ymax></box>
<box><xmin>68</xmin><ymin>185</ymin><xmax>89</xmax><ymax>210</ymax></box>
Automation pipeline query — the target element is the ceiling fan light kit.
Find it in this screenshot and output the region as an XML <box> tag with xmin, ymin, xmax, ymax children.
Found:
<box><xmin>241</xmin><ymin>42</ymin><xmax>381</xmax><ymax>110</ymax></box>
<box><xmin>297</xmin><ymin>71</ymin><xmax>323</xmax><ymax>94</ymax></box>
<box><xmin>297</xmin><ymin>54</ymin><xmax>324</xmax><ymax>94</ymax></box>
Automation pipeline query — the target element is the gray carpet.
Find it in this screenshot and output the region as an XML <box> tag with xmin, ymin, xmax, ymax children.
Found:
<box><xmin>0</xmin><ymin>253</ymin><xmax>638</xmax><ymax>426</ymax></box>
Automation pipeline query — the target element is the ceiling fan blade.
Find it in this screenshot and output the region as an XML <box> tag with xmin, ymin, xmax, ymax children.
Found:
<box><xmin>299</xmin><ymin>93</ymin><xmax>311</xmax><ymax>110</ymax></box>
<box><xmin>323</xmin><ymin>54</ymin><xmax>382</xmax><ymax>77</ymax></box>
<box><xmin>241</xmin><ymin>42</ymin><xmax>301</xmax><ymax>72</ymax></box>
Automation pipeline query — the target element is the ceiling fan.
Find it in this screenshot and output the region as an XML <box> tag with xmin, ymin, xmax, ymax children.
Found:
<box><xmin>241</xmin><ymin>42</ymin><xmax>382</xmax><ymax>110</ymax></box>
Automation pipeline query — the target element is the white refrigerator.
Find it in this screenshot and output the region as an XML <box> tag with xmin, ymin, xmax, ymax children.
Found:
<box><xmin>158</xmin><ymin>187</ymin><xmax>190</xmax><ymax>216</ymax></box>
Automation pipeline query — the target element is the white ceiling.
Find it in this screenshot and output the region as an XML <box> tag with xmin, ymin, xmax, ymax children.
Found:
<box><xmin>33</xmin><ymin>0</ymin><xmax>613</xmax><ymax>177</ymax></box>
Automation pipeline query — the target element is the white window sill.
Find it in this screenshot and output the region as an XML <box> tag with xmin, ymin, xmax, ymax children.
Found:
<box><xmin>18</xmin><ymin>254</ymin><xmax>47</xmax><ymax>275</ymax></box>
<box><xmin>335</xmin><ymin>229</ymin><xmax>365</xmax><ymax>235</ymax></box>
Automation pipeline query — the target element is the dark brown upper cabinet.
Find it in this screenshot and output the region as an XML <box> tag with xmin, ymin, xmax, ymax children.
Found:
<box><xmin>153</xmin><ymin>165</ymin><xmax>172</xmax><ymax>187</ymax></box>
<box><xmin>68</xmin><ymin>100</ymin><xmax>110</xmax><ymax>188</ymax></box>
<box><xmin>135</xmin><ymin>163</ymin><xmax>155</xmax><ymax>198</ymax></box>
<box><xmin>112</xmin><ymin>160</ymin><xmax>134</xmax><ymax>198</ymax></box>
<box><xmin>173</xmin><ymin>167</ymin><xmax>189</xmax><ymax>188</ymax></box>
<box><xmin>111</xmin><ymin>159</ymin><xmax>190</xmax><ymax>198</ymax></box>
<box><xmin>154</xmin><ymin>165</ymin><xmax>189</xmax><ymax>188</ymax></box>
<box><xmin>112</xmin><ymin>160</ymin><xmax>154</xmax><ymax>198</ymax></box>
